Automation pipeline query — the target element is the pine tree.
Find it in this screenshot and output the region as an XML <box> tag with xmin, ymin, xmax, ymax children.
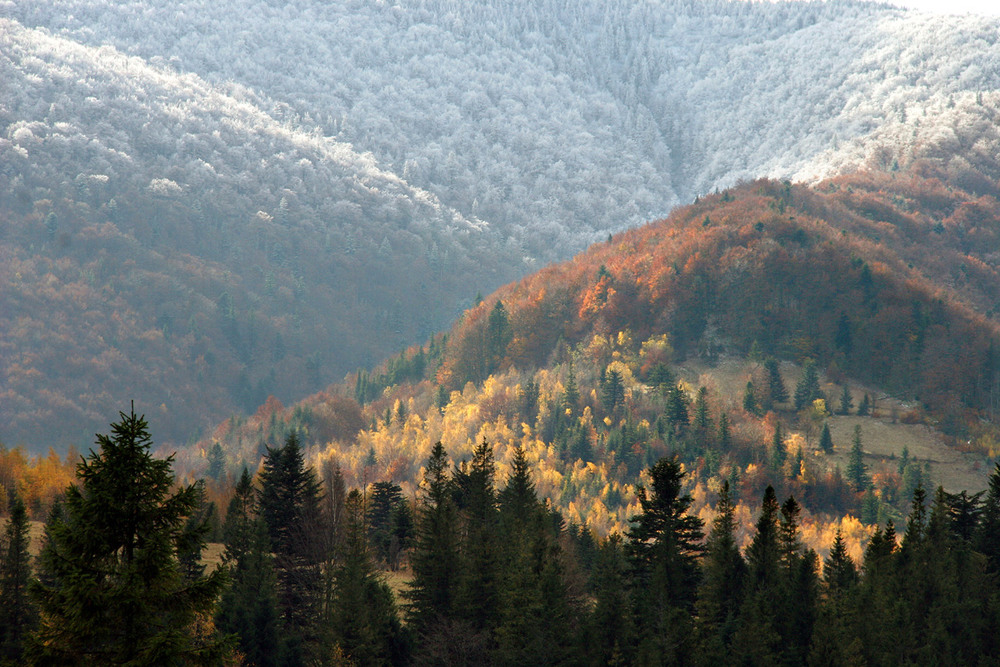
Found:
<box><xmin>743</xmin><ymin>381</ymin><xmax>762</xmax><ymax>417</ymax></box>
<box><xmin>818</xmin><ymin>422</ymin><xmax>834</xmax><ymax>454</ymax></box>
<box><xmin>717</xmin><ymin>412</ymin><xmax>732</xmax><ymax>452</ymax></box>
<box><xmin>206</xmin><ymin>442</ymin><xmax>226</xmax><ymax>481</ymax></box>
<box><xmin>330</xmin><ymin>490</ymin><xmax>407</xmax><ymax>666</ymax></box>
<box><xmin>563</xmin><ymin>367</ymin><xmax>580</xmax><ymax>415</ymax></box>
<box><xmin>486</xmin><ymin>300</ymin><xmax>512</xmax><ymax>375</ymax></box>
<box><xmin>588</xmin><ymin>534</ymin><xmax>634</xmax><ymax>666</ymax></box>
<box><xmin>857</xmin><ymin>393</ymin><xmax>871</xmax><ymax>417</ymax></box>
<box><xmin>694</xmin><ymin>482</ymin><xmax>745</xmax><ymax>661</ymax></box>
<box><xmin>452</xmin><ymin>439</ymin><xmax>500</xmax><ymax>635</ymax></box>
<box><xmin>837</xmin><ymin>385</ymin><xmax>853</xmax><ymax>415</ymax></box>
<box><xmin>734</xmin><ymin>486</ymin><xmax>782</xmax><ymax>663</ymax></box>
<box><xmin>404</xmin><ymin>442</ymin><xmax>459</xmax><ymax>634</ymax></box>
<box><xmin>770</xmin><ymin>422</ymin><xmax>787</xmax><ymax>472</ymax></box>
<box><xmin>257</xmin><ymin>431</ymin><xmax>324</xmax><ymax>661</ymax></box>
<box><xmin>976</xmin><ymin>462</ymin><xmax>1000</xmax><ymax>573</ymax></box>
<box><xmin>601</xmin><ymin>368</ymin><xmax>626</xmax><ymax>415</ymax></box>
<box><xmin>626</xmin><ymin>457</ymin><xmax>704</xmax><ymax>665</ymax></box>
<box><xmin>846</xmin><ymin>425</ymin><xmax>869</xmax><ymax>492</ymax></box>
<box><xmin>216</xmin><ymin>468</ymin><xmax>280</xmax><ymax>667</ymax></box>
<box><xmin>764</xmin><ymin>357</ymin><xmax>788</xmax><ymax>406</ymax></box>
<box><xmin>0</xmin><ymin>491</ymin><xmax>36</xmax><ymax>663</ymax></box>
<box><xmin>794</xmin><ymin>359</ymin><xmax>823</xmax><ymax>411</ymax></box>
<box><xmin>29</xmin><ymin>406</ymin><xmax>229</xmax><ymax>665</ymax></box>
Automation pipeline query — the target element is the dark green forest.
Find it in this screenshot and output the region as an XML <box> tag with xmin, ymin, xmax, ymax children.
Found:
<box><xmin>3</xmin><ymin>410</ymin><xmax>1000</xmax><ymax>666</ymax></box>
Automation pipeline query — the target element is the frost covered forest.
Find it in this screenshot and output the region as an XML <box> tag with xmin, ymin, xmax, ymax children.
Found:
<box><xmin>4</xmin><ymin>0</ymin><xmax>1000</xmax><ymax>445</ymax></box>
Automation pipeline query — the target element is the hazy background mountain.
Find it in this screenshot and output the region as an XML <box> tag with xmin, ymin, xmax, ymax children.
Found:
<box><xmin>4</xmin><ymin>0</ymin><xmax>1000</xmax><ymax>449</ymax></box>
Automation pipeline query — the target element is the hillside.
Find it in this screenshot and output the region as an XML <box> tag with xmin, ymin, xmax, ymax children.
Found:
<box><xmin>186</xmin><ymin>132</ymin><xmax>1000</xmax><ymax>543</ymax></box>
<box><xmin>6</xmin><ymin>0</ymin><xmax>1000</xmax><ymax>448</ymax></box>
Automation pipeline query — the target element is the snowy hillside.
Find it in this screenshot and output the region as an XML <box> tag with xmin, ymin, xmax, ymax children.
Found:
<box><xmin>4</xmin><ymin>0</ymin><xmax>1000</xmax><ymax>448</ymax></box>
<box><xmin>9</xmin><ymin>0</ymin><xmax>1000</xmax><ymax>257</ymax></box>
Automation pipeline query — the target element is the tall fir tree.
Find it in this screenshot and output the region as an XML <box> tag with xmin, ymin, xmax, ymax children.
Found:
<box><xmin>404</xmin><ymin>443</ymin><xmax>460</xmax><ymax>650</ymax></box>
<box><xmin>0</xmin><ymin>491</ymin><xmax>36</xmax><ymax>663</ymax></box>
<box><xmin>818</xmin><ymin>422</ymin><xmax>834</xmax><ymax>454</ymax></box>
<box><xmin>257</xmin><ymin>431</ymin><xmax>324</xmax><ymax>663</ymax></box>
<box><xmin>694</xmin><ymin>482</ymin><xmax>745</xmax><ymax>663</ymax></box>
<box><xmin>837</xmin><ymin>385</ymin><xmax>853</xmax><ymax>416</ymax></box>
<box><xmin>626</xmin><ymin>457</ymin><xmax>704</xmax><ymax>665</ymax></box>
<box><xmin>846</xmin><ymin>425</ymin><xmax>869</xmax><ymax>492</ymax></box>
<box><xmin>793</xmin><ymin>359</ymin><xmax>823</xmax><ymax>411</ymax></box>
<box><xmin>216</xmin><ymin>468</ymin><xmax>280</xmax><ymax>667</ymax></box>
<box><xmin>330</xmin><ymin>490</ymin><xmax>407</xmax><ymax>666</ymax></box>
<box><xmin>764</xmin><ymin>357</ymin><xmax>788</xmax><ymax>407</ymax></box>
<box><xmin>29</xmin><ymin>406</ymin><xmax>229</xmax><ymax>665</ymax></box>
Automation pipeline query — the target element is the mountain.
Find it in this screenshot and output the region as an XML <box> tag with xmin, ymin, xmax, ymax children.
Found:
<box><xmin>187</xmin><ymin>114</ymin><xmax>1000</xmax><ymax>536</ymax></box>
<box><xmin>5</xmin><ymin>0</ymin><xmax>1000</xmax><ymax>448</ymax></box>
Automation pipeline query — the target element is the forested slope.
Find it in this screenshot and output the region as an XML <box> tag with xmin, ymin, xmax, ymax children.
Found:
<box><xmin>6</xmin><ymin>0</ymin><xmax>1000</xmax><ymax>448</ymax></box>
<box><xmin>188</xmin><ymin>127</ymin><xmax>1000</xmax><ymax>545</ymax></box>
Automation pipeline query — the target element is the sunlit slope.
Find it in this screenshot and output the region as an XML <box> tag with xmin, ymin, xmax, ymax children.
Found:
<box><xmin>190</xmin><ymin>142</ymin><xmax>1000</xmax><ymax>535</ymax></box>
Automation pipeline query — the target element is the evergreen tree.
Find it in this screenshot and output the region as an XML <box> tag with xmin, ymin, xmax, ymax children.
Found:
<box><xmin>837</xmin><ymin>385</ymin><xmax>853</xmax><ymax>416</ymax></box>
<box><xmin>694</xmin><ymin>482</ymin><xmax>745</xmax><ymax>662</ymax></box>
<box><xmin>846</xmin><ymin>425</ymin><xmax>869</xmax><ymax>492</ymax></box>
<box><xmin>29</xmin><ymin>406</ymin><xmax>229</xmax><ymax>665</ymax></box>
<box><xmin>692</xmin><ymin>387</ymin><xmax>712</xmax><ymax>449</ymax></box>
<box><xmin>404</xmin><ymin>443</ymin><xmax>459</xmax><ymax>640</ymax></box>
<box><xmin>331</xmin><ymin>490</ymin><xmax>407</xmax><ymax>666</ymax></box>
<box><xmin>976</xmin><ymin>462</ymin><xmax>1000</xmax><ymax>573</ymax></box>
<box><xmin>257</xmin><ymin>432</ymin><xmax>324</xmax><ymax>662</ymax></box>
<box><xmin>764</xmin><ymin>357</ymin><xmax>788</xmax><ymax>406</ymax></box>
<box><xmin>452</xmin><ymin>439</ymin><xmax>500</xmax><ymax>636</ymax></box>
<box><xmin>717</xmin><ymin>412</ymin><xmax>732</xmax><ymax>453</ymax></box>
<box><xmin>206</xmin><ymin>442</ymin><xmax>226</xmax><ymax>481</ymax></box>
<box><xmin>486</xmin><ymin>300</ymin><xmax>512</xmax><ymax>375</ymax></box>
<box><xmin>216</xmin><ymin>468</ymin><xmax>280</xmax><ymax>667</ymax></box>
<box><xmin>734</xmin><ymin>486</ymin><xmax>782</xmax><ymax>663</ymax></box>
<box><xmin>818</xmin><ymin>422</ymin><xmax>834</xmax><ymax>454</ymax></box>
<box><xmin>857</xmin><ymin>393</ymin><xmax>871</xmax><ymax>417</ymax></box>
<box><xmin>563</xmin><ymin>367</ymin><xmax>580</xmax><ymax>415</ymax></box>
<box><xmin>519</xmin><ymin>378</ymin><xmax>540</xmax><ymax>424</ymax></box>
<box><xmin>368</xmin><ymin>481</ymin><xmax>407</xmax><ymax>567</ymax></box>
<box><xmin>495</xmin><ymin>447</ymin><xmax>578</xmax><ymax>666</ymax></box>
<box><xmin>834</xmin><ymin>312</ymin><xmax>853</xmax><ymax>355</ymax></box>
<box><xmin>587</xmin><ymin>534</ymin><xmax>634</xmax><ymax>666</ymax></box>
<box><xmin>770</xmin><ymin>422</ymin><xmax>787</xmax><ymax>472</ymax></box>
<box><xmin>601</xmin><ymin>368</ymin><xmax>626</xmax><ymax>415</ymax></box>
<box><xmin>743</xmin><ymin>381</ymin><xmax>762</xmax><ymax>417</ymax></box>
<box><xmin>0</xmin><ymin>491</ymin><xmax>36</xmax><ymax>663</ymax></box>
<box><xmin>666</xmin><ymin>384</ymin><xmax>691</xmax><ymax>432</ymax></box>
<box><xmin>626</xmin><ymin>457</ymin><xmax>704</xmax><ymax>665</ymax></box>
<box><xmin>794</xmin><ymin>359</ymin><xmax>823</xmax><ymax>411</ymax></box>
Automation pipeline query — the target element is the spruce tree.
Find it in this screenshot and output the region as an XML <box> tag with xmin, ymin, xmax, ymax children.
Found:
<box><xmin>818</xmin><ymin>422</ymin><xmax>834</xmax><ymax>454</ymax></box>
<box><xmin>717</xmin><ymin>412</ymin><xmax>732</xmax><ymax>452</ymax></box>
<box><xmin>330</xmin><ymin>491</ymin><xmax>407</xmax><ymax>666</ymax></box>
<box><xmin>837</xmin><ymin>385</ymin><xmax>853</xmax><ymax>416</ymax></box>
<box><xmin>626</xmin><ymin>457</ymin><xmax>704</xmax><ymax>665</ymax></box>
<box><xmin>601</xmin><ymin>368</ymin><xmax>626</xmax><ymax>415</ymax></box>
<box><xmin>794</xmin><ymin>359</ymin><xmax>823</xmax><ymax>411</ymax></box>
<box><xmin>846</xmin><ymin>425</ymin><xmax>869</xmax><ymax>492</ymax></box>
<box><xmin>694</xmin><ymin>482</ymin><xmax>745</xmax><ymax>661</ymax></box>
<box><xmin>216</xmin><ymin>469</ymin><xmax>280</xmax><ymax>667</ymax></box>
<box><xmin>857</xmin><ymin>393</ymin><xmax>871</xmax><ymax>417</ymax></box>
<box><xmin>29</xmin><ymin>406</ymin><xmax>229</xmax><ymax>665</ymax></box>
<box><xmin>257</xmin><ymin>432</ymin><xmax>324</xmax><ymax>662</ymax></box>
<box><xmin>404</xmin><ymin>443</ymin><xmax>459</xmax><ymax>635</ymax></box>
<box><xmin>976</xmin><ymin>462</ymin><xmax>1000</xmax><ymax>573</ymax></box>
<box><xmin>764</xmin><ymin>357</ymin><xmax>788</xmax><ymax>406</ymax></box>
<box><xmin>743</xmin><ymin>381</ymin><xmax>761</xmax><ymax>417</ymax></box>
<box><xmin>0</xmin><ymin>491</ymin><xmax>36</xmax><ymax>663</ymax></box>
